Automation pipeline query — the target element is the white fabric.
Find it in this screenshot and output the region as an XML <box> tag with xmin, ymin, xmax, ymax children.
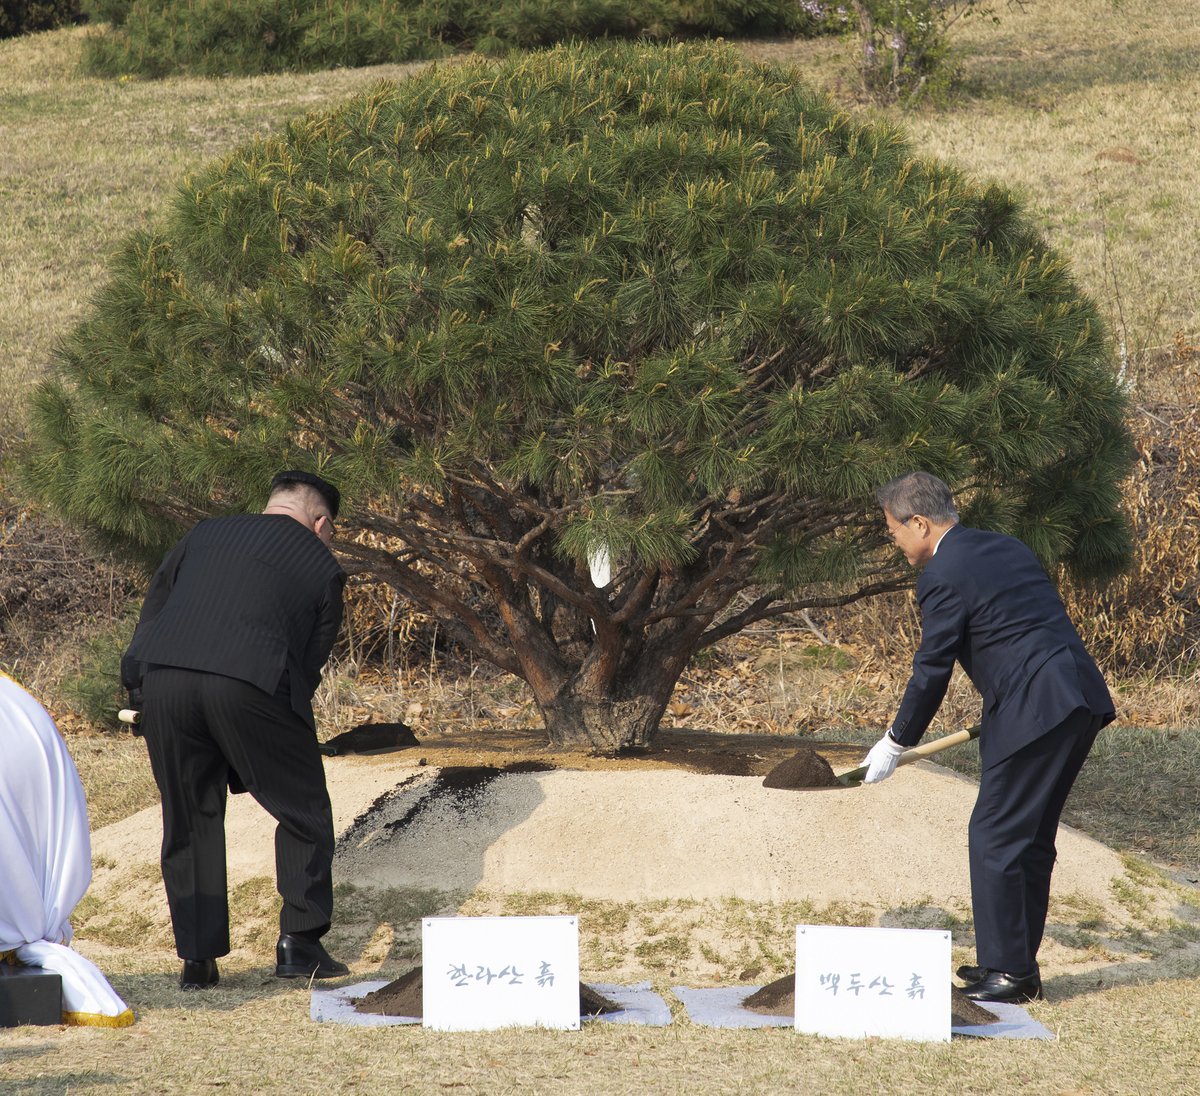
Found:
<box><xmin>0</xmin><ymin>674</ymin><xmax>130</xmax><ymax>1021</ymax></box>
<box><xmin>587</xmin><ymin>544</ymin><xmax>612</xmax><ymax>588</ymax></box>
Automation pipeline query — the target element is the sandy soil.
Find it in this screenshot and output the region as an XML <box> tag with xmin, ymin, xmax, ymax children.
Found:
<box><xmin>90</xmin><ymin>737</ymin><xmax>1131</xmax><ymax>915</ymax></box>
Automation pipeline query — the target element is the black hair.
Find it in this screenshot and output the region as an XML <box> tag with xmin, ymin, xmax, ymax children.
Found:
<box><xmin>269</xmin><ymin>470</ymin><xmax>341</xmax><ymax>519</ymax></box>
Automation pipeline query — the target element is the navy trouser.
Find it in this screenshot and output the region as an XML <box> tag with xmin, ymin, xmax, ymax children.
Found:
<box><xmin>968</xmin><ymin>708</ymin><xmax>1104</xmax><ymax>976</ymax></box>
<box><xmin>141</xmin><ymin>667</ymin><xmax>334</xmax><ymax>960</ymax></box>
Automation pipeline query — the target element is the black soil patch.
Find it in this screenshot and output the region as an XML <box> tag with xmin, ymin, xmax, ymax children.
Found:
<box><xmin>761</xmin><ymin>748</ymin><xmax>842</xmax><ymax>789</ymax></box>
<box><xmin>321</xmin><ymin>720</ymin><xmax>420</xmax><ymax>756</ymax></box>
<box><xmin>743</xmin><ymin>973</ymin><xmax>998</xmax><ymax>1027</ymax></box>
<box><xmin>435</xmin><ymin>760</ymin><xmax>557</xmax><ymax>791</ymax></box>
<box><xmin>353</xmin><ymin>966</ymin><xmax>622</xmax><ymax>1019</ymax></box>
<box><xmin>368</xmin><ymin>762</ymin><xmax>557</xmax><ymax>837</ymax></box>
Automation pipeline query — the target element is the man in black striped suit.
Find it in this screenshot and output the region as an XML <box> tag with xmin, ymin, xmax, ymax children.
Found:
<box><xmin>122</xmin><ymin>471</ymin><xmax>348</xmax><ymax>989</ymax></box>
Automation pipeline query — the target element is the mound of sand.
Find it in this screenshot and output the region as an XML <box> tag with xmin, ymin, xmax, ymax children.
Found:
<box><xmin>91</xmin><ymin>751</ymin><xmax>1130</xmax><ymax>913</ymax></box>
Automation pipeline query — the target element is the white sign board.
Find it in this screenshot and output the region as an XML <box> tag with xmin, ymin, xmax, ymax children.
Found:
<box><xmin>422</xmin><ymin>915</ymin><xmax>580</xmax><ymax>1031</ymax></box>
<box><xmin>794</xmin><ymin>925</ymin><xmax>950</xmax><ymax>1042</ymax></box>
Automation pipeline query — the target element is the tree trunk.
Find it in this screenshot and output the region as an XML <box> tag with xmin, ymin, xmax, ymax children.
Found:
<box><xmin>538</xmin><ymin>689</ymin><xmax>673</xmax><ymax>752</ymax></box>
<box><xmin>529</xmin><ymin>632</ymin><xmax>696</xmax><ymax>751</ymax></box>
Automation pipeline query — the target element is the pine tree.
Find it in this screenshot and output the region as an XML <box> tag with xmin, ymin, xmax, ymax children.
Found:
<box><xmin>24</xmin><ymin>41</ymin><xmax>1133</xmax><ymax>748</ymax></box>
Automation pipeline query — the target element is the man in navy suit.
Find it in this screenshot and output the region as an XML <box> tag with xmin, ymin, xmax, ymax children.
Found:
<box><xmin>122</xmin><ymin>471</ymin><xmax>349</xmax><ymax>990</ymax></box>
<box><xmin>862</xmin><ymin>472</ymin><xmax>1114</xmax><ymax>1003</ymax></box>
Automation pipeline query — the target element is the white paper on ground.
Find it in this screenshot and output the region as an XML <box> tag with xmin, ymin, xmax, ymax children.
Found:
<box><xmin>671</xmin><ymin>986</ymin><xmax>792</xmax><ymax>1029</ymax></box>
<box><xmin>951</xmin><ymin>999</ymin><xmax>1054</xmax><ymax>1040</ymax></box>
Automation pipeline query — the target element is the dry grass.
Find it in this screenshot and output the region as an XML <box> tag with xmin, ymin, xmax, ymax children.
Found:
<box><xmin>746</xmin><ymin>0</ymin><xmax>1200</xmax><ymax>352</ymax></box>
<box><xmin>60</xmin><ymin>730</ymin><xmax>160</xmax><ymax>828</ymax></box>
<box><xmin>3</xmin><ymin>4</ymin><xmax>1197</xmax><ymax>441</ymax></box>
<box><xmin>0</xmin><ymin>27</ymin><xmax>432</xmax><ymax>450</ymax></box>
<box><xmin>0</xmin><ymin>933</ymin><xmax>1197</xmax><ymax>1095</ymax></box>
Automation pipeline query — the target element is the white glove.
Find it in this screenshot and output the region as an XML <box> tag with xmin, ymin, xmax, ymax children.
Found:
<box><xmin>862</xmin><ymin>732</ymin><xmax>906</xmax><ymax>784</ymax></box>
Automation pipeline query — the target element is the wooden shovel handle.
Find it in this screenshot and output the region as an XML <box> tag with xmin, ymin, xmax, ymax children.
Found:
<box><xmin>839</xmin><ymin>725</ymin><xmax>980</xmax><ymax>785</ymax></box>
<box><xmin>895</xmin><ymin>724</ymin><xmax>980</xmax><ymax>767</ymax></box>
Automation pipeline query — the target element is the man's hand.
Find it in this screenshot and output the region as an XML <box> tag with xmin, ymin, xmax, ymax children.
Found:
<box><xmin>861</xmin><ymin>732</ymin><xmax>906</xmax><ymax>784</ymax></box>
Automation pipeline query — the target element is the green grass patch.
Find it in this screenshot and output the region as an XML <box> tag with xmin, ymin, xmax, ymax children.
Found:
<box><xmin>931</xmin><ymin>726</ymin><xmax>1200</xmax><ymax>877</ymax></box>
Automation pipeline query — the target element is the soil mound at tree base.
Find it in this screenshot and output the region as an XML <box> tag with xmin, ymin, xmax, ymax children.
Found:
<box><xmin>321</xmin><ymin>721</ymin><xmax>420</xmax><ymax>756</ymax></box>
<box><xmin>761</xmin><ymin>749</ymin><xmax>842</xmax><ymax>789</ymax></box>
<box><xmin>743</xmin><ymin>973</ymin><xmax>998</xmax><ymax>1026</ymax></box>
<box><xmin>353</xmin><ymin>966</ymin><xmax>623</xmax><ymax>1019</ymax></box>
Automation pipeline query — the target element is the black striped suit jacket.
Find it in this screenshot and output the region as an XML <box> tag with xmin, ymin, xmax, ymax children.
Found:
<box><xmin>122</xmin><ymin>514</ymin><xmax>345</xmax><ymax>727</ymax></box>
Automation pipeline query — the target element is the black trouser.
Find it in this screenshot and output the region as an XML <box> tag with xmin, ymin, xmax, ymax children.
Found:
<box><xmin>141</xmin><ymin>667</ymin><xmax>334</xmax><ymax>960</ymax></box>
<box><xmin>968</xmin><ymin>708</ymin><xmax>1104</xmax><ymax>976</ymax></box>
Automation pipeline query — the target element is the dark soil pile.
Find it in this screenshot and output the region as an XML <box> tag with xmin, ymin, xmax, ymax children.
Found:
<box><xmin>949</xmin><ymin>986</ymin><xmax>1001</xmax><ymax>1026</ymax></box>
<box><xmin>743</xmin><ymin>973</ymin><xmax>998</xmax><ymax>1027</ymax></box>
<box><xmin>321</xmin><ymin>720</ymin><xmax>420</xmax><ymax>756</ymax></box>
<box><xmin>353</xmin><ymin>966</ymin><xmax>623</xmax><ymax>1019</ymax></box>
<box><xmin>761</xmin><ymin>749</ymin><xmax>842</xmax><ymax>789</ymax></box>
<box><xmin>357</xmin><ymin>966</ymin><xmax>424</xmax><ymax>1016</ymax></box>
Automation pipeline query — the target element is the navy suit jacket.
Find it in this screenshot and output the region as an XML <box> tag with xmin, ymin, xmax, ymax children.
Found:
<box><xmin>122</xmin><ymin>514</ymin><xmax>345</xmax><ymax>728</ymax></box>
<box><xmin>890</xmin><ymin>524</ymin><xmax>1114</xmax><ymax>769</ymax></box>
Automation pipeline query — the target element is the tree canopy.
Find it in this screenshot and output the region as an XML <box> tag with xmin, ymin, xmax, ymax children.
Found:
<box><xmin>25</xmin><ymin>40</ymin><xmax>1133</xmax><ymax>747</ymax></box>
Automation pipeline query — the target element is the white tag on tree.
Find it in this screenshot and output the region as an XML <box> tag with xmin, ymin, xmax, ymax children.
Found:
<box><xmin>421</xmin><ymin>915</ymin><xmax>580</xmax><ymax>1031</ymax></box>
<box><xmin>794</xmin><ymin>925</ymin><xmax>951</xmax><ymax>1042</ymax></box>
<box><xmin>587</xmin><ymin>544</ymin><xmax>612</xmax><ymax>588</ymax></box>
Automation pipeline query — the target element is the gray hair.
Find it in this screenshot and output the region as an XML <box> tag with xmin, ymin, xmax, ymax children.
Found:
<box><xmin>876</xmin><ymin>472</ymin><xmax>959</xmax><ymax>524</ymax></box>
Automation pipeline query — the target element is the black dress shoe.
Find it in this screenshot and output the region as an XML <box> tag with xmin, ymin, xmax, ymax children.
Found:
<box><xmin>275</xmin><ymin>933</ymin><xmax>349</xmax><ymax>979</ymax></box>
<box><xmin>956</xmin><ymin>964</ymin><xmax>988</xmax><ymax>984</ymax></box>
<box><xmin>961</xmin><ymin>970</ymin><xmax>1043</xmax><ymax>1003</ymax></box>
<box><xmin>180</xmin><ymin>958</ymin><xmax>219</xmax><ymax>990</ymax></box>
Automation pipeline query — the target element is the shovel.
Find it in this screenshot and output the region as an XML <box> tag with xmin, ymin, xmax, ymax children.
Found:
<box><xmin>836</xmin><ymin>725</ymin><xmax>980</xmax><ymax>787</ymax></box>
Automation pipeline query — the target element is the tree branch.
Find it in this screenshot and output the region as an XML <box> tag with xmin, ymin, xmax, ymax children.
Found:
<box><xmin>698</xmin><ymin>573</ymin><xmax>913</xmax><ymax>647</ymax></box>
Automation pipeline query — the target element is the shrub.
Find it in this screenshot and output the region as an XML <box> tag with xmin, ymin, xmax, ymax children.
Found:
<box><xmin>26</xmin><ymin>41</ymin><xmax>1133</xmax><ymax>748</ymax></box>
<box><xmin>58</xmin><ymin>613</ymin><xmax>139</xmax><ymax>728</ymax></box>
<box><xmin>847</xmin><ymin>0</ymin><xmax>998</xmax><ymax>103</ymax></box>
<box><xmin>81</xmin><ymin>0</ymin><xmax>129</xmax><ymax>24</ymax></box>
<box><xmin>80</xmin><ymin>0</ymin><xmax>841</xmax><ymax>78</ymax></box>
<box><xmin>82</xmin><ymin>0</ymin><xmax>451</xmax><ymax>78</ymax></box>
<box><xmin>0</xmin><ymin>0</ymin><xmax>83</xmax><ymax>38</ymax></box>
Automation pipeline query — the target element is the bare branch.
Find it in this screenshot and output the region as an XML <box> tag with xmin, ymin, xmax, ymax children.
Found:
<box><xmin>699</xmin><ymin>573</ymin><xmax>912</xmax><ymax>647</ymax></box>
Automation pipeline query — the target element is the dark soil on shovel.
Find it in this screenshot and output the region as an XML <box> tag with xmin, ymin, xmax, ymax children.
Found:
<box><xmin>742</xmin><ymin>973</ymin><xmax>998</xmax><ymax>1027</ymax></box>
<box><xmin>761</xmin><ymin>748</ymin><xmax>844</xmax><ymax>789</ymax></box>
<box><xmin>353</xmin><ymin>966</ymin><xmax>623</xmax><ymax>1019</ymax></box>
